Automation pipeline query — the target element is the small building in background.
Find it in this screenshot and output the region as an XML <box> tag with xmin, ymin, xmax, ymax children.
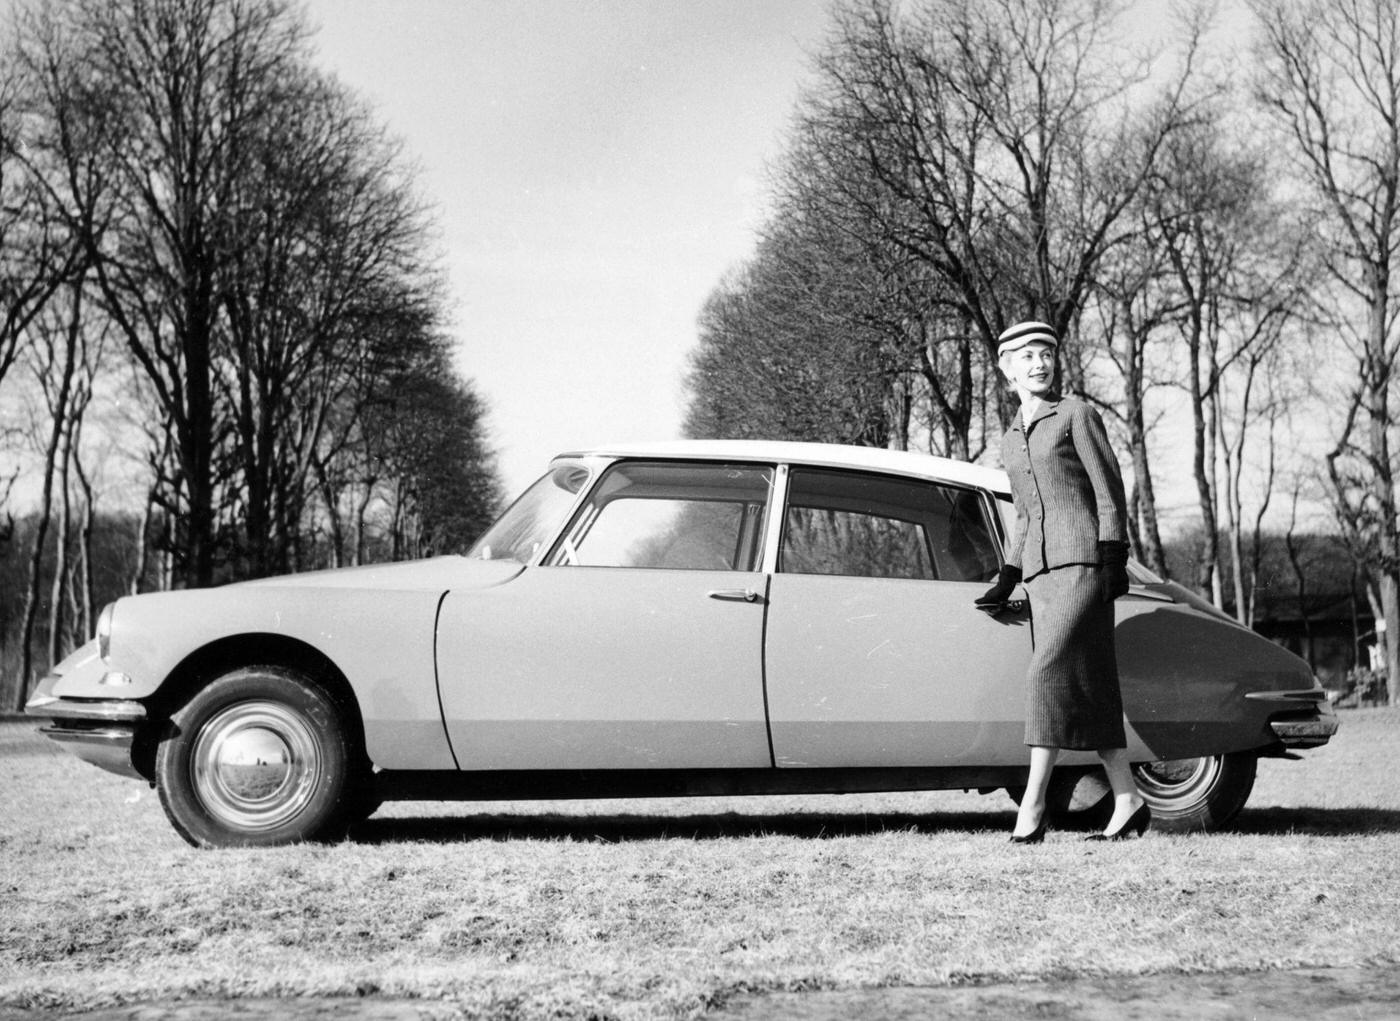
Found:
<box><xmin>1250</xmin><ymin>584</ymin><xmax>1374</xmax><ymax>698</ymax></box>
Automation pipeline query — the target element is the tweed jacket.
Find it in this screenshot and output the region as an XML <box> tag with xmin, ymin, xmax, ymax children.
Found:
<box><xmin>1001</xmin><ymin>393</ymin><xmax>1128</xmax><ymax>580</ymax></box>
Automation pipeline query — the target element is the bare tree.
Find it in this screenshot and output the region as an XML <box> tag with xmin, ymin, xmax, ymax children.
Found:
<box><xmin>0</xmin><ymin>54</ymin><xmax>74</xmax><ymax>396</ymax></box>
<box><xmin>686</xmin><ymin>0</ymin><xmax>1207</xmax><ymax>466</ymax></box>
<box><xmin>775</xmin><ymin>78</ymin><xmax>993</xmax><ymax>456</ymax></box>
<box><xmin>217</xmin><ymin>63</ymin><xmax>443</xmax><ymax>578</ymax></box>
<box><xmin>1080</xmin><ymin>242</ymin><xmax>1177</xmax><ymax>578</ymax></box>
<box><xmin>16</xmin><ymin>0</ymin><xmax>311</xmax><ymax>587</ymax></box>
<box><xmin>15</xmin><ymin>273</ymin><xmax>102</xmax><ymax>703</ymax></box>
<box><xmin>1</xmin><ymin>40</ymin><xmax>79</xmax><ymax>572</ymax></box>
<box><xmin>11</xmin><ymin>0</ymin><xmax>497</xmax><ymax>589</ymax></box>
<box><xmin>1254</xmin><ymin>0</ymin><xmax>1400</xmax><ymax>703</ymax></box>
<box><xmin>815</xmin><ymin>0</ymin><xmax>1202</xmax><ymax>386</ymax></box>
<box><xmin>1151</xmin><ymin>115</ymin><xmax>1309</xmax><ymax>610</ymax></box>
<box><xmin>685</xmin><ymin>211</ymin><xmax>921</xmax><ymax>450</ymax></box>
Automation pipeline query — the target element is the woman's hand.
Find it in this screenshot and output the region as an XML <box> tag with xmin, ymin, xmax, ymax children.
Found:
<box><xmin>975</xmin><ymin>564</ymin><xmax>1023</xmax><ymax>613</ymax></box>
<box><xmin>1097</xmin><ymin>541</ymin><xmax>1130</xmax><ymax>602</ymax></box>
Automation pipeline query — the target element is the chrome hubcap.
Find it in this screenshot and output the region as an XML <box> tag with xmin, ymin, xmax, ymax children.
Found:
<box><xmin>191</xmin><ymin>701</ymin><xmax>321</xmax><ymax>832</ymax></box>
<box><xmin>1133</xmin><ymin>756</ymin><xmax>1221</xmax><ymax>810</ymax></box>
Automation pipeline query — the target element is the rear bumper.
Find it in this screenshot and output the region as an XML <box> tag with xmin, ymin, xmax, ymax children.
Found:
<box><xmin>1245</xmin><ymin>688</ymin><xmax>1340</xmax><ymax>749</ymax></box>
<box><xmin>1267</xmin><ymin>714</ymin><xmax>1340</xmax><ymax>748</ymax></box>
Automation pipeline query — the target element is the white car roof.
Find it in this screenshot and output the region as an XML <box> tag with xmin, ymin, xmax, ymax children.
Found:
<box><xmin>552</xmin><ymin>439</ymin><xmax>1011</xmax><ymax>496</ymax></box>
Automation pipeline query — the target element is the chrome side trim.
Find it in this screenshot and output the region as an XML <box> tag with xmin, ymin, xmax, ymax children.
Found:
<box><xmin>1244</xmin><ymin>688</ymin><xmax>1327</xmax><ymax>703</ymax></box>
<box><xmin>24</xmin><ymin>694</ymin><xmax>147</xmax><ymax>722</ymax></box>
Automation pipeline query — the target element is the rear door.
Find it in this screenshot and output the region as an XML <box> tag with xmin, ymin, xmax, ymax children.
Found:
<box><xmin>435</xmin><ymin>460</ymin><xmax>774</xmax><ymax>770</ymax></box>
<box><xmin>764</xmin><ymin>467</ymin><xmax>1034</xmax><ymax>767</ymax></box>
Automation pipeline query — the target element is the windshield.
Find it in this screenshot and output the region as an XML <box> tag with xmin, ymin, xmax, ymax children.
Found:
<box><xmin>467</xmin><ymin>463</ymin><xmax>591</xmax><ymax>564</ymax></box>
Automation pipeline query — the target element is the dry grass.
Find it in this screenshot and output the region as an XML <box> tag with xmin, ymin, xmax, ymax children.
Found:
<box><xmin>2</xmin><ymin>709</ymin><xmax>1399</xmax><ymax>1019</ymax></box>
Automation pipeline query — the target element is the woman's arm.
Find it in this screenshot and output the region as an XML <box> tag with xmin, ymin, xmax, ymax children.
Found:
<box><xmin>1069</xmin><ymin>402</ymin><xmax>1128</xmax><ymax>544</ymax></box>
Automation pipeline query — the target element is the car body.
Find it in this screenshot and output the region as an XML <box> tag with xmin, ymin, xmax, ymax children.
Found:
<box><xmin>27</xmin><ymin>440</ymin><xmax>1339</xmax><ymax>846</ymax></box>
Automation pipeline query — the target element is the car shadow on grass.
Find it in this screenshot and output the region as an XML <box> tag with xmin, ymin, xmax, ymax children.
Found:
<box><xmin>349</xmin><ymin>808</ymin><xmax>1009</xmax><ymax>844</ymax></box>
<box><xmin>1234</xmin><ymin>805</ymin><xmax>1400</xmax><ymax>836</ymax></box>
<box><xmin>348</xmin><ymin>805</ymin><xmax>1400</xmax><ymax>843</ymax></box>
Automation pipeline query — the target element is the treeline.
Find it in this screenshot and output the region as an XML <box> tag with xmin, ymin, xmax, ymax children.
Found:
<box><xmin>0</xmin><ymin>0</ymin><xmax>502</xmax><ymax>709</ymax></box>
<box><xmin>685</xmin><ymin>0</ymin><xmax>1400</xmax><ymax>704</ymax></box>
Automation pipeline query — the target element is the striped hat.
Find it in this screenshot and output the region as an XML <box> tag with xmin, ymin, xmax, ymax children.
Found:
<box><xmin>997</xmin><ymin>320</ymin><xmax>1058</xmax><ymax>353</ymax></box>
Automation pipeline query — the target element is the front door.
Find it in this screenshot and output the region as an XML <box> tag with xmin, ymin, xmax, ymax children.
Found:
<box><xmin>435</xmin><ymin>460</ymin><xmax>775</xmax><ymax>770</ymax></box>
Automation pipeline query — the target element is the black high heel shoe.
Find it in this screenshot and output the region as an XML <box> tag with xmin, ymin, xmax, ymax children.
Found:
<box><xmin>1009</xmin><ymin>819</ymin><xmax>1047</xmax><ymax>845</ymax></box>
<box><xmin>1086</xmin><ymin>803</ymin><xmax>1150</xmax><ymax>842</ymax></box>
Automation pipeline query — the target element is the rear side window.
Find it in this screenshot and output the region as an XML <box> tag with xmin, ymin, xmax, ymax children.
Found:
<box><xmin>780</xmin><ymin>467</ymin><xmax>999</xmax><ymax>582</ymax></box>
<box><xmin>548</xmin><ymin>461</ymin><xmax>772</xmax><ymax>571</ymax></box>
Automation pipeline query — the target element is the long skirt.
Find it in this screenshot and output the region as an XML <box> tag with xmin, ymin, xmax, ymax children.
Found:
<box><xmin>1023</xmin><ymin>564</ymin><xmax>1127</xmax><ymax>750</ymax></box>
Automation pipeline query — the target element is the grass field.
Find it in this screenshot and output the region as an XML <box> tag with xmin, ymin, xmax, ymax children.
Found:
<box><xmin>2</xmin><ymin>710</ymin><xmax>1399</xmax><ymax>1019</ymax></box>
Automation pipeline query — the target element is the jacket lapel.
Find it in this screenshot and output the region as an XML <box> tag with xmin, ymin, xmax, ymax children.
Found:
<box><xmin>1022</xmin><ymin>393</ymin><xmax>1062</xmax><ymax>435</ymax></box>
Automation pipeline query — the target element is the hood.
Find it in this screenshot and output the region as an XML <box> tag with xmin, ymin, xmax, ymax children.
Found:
<box><xmin>235</xmin><ymin>555</ymin><xmax>524</xmax><ymax>592</ymax></box>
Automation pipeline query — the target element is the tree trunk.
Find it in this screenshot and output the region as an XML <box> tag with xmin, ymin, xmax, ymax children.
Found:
<box><xmin>1217</xmin><ymin>397</ymin><xmax>1247</xmax><ymax>624</ymax></box>
<box><xmin>16</xmin><ymin>290</ymin><xmax>81</xmax><ymax>709</ymax></box>
<box><xmin>131</xmin><ymin>490</ymin><xmax>152</xmax><ymax>595</ymax></box>
<box><xmin>73</xmin><ymin>432</ymin><xmax>97</xmax><ymax>641</ymax></box>
<box><xmin>1185</xmin><ymin>314</ymin><xmax>1218</xmax><ymax>600</ymax></box>
<box><xmin>1283</xmin><ymin>511</ymin><xmax>1313</xmax><ymax>670</ymax></box>
<box><xmin>1122</xmin><ymin>345</ymin><xmax>1166</xmax><ymax>577</ymax></box>
<box><xmin>46</xmin><ymin>421</ymin><xmax>72</xmax><ymax>669</ymax></box>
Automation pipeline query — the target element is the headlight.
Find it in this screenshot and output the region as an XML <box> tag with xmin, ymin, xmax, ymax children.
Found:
<box><xmin>96</xmin><ymin>602</ymin><xmax>115</xmax><ymax>660</ymax></box>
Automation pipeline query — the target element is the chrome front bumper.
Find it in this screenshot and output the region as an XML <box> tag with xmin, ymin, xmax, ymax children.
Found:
<box><xmin>25</xmin><ymin>692</ymin><xmax>148</xmax><ymax>780</ymax></box>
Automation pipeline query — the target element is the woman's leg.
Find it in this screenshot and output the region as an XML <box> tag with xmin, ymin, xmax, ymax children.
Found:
<box><xmin>1013</xmin><ymin>745</ymin><xmax>1059</xmax><ymax>836</ymax></box>
<box><xmin>1098</xmin><ymin>747</ymin><xmax>1146</xmax><ymax>833</ymax></box>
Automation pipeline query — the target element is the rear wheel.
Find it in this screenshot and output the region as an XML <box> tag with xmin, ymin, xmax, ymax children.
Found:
<box><xmin>1132</xmin><ymin>751</ymin><xmax>1257</xmax><ymax>833</ymax></box>
<box><xmin>155</xmin><ymin>666</ymin><xmax>360</xmax><ymax>848</ymax></box>
<box><xmin>1005</xmin><ymin>751</ymin><xmax>1258</xmax><ymax>833</ymax></box>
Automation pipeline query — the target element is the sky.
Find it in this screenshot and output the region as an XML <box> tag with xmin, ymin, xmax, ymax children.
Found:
<box><xmin>304</xmin><ymin>0</ymin><xmax>836</xmax><ymax>498</ymax></box>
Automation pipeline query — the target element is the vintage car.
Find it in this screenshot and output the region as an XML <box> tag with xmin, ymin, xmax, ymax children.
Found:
<box><xmin>27</xmin><ymin>440</ymin><xmax>1339</xmax><ymax>847</ymax></box>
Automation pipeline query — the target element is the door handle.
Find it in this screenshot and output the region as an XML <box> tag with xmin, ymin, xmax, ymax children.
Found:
<box><xmin>707</xmin><ymin>588</ymin><xmax>761</xmax><ymax>603</ymax></box>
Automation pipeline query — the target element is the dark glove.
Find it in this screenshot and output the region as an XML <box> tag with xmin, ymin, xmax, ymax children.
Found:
<box><xmin>1097</xmin><ymin>540</ymin><xmax>1130</xmax><ymax>602</ymax></box>
<box><xmin>975</xmin><ymin>564</ymin><xmax>1022</xmax><ymax>614</ymax></box>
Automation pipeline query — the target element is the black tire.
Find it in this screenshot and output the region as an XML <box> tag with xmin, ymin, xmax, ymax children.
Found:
<box><xmin>1131</xmin><ymin>751</ymin><xmax>1257</xmax><ymax>833</ymax></box>
<box><xmin>155</xmin><ymin>666</ymin><xmax>359</xmax><ymax>848</ymax></box>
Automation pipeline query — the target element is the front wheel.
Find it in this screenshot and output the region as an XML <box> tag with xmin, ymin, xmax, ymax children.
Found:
<box><xmin>1132</xmin><ymin>750</ymin><xmax>1257</xmax><ymax>833</ymax></box>
<box><xmin>155</xmin><ymin>666</ymin><xmax>359</xmax><ymax>848</ymax></box>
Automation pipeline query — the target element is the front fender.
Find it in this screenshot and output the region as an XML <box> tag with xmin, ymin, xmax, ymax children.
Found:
<box><xmin>52</xmin><ymin>587</ymin><xmax>455</xmax><ymax>770</ymax></box>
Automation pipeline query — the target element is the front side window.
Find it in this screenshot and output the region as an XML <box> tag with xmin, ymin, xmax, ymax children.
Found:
<box><xmin>780</xmin><ymin>468</ymin><xmax>999</xmax><ymax>582</ymax></box>
<box><xmin>548</xmin><ymin>461</ymin><xmax>772</xmax><ymax>571</ymax></box>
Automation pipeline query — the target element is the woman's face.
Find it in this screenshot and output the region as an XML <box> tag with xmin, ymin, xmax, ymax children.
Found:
<box><xmin>1000</xmin><ymin>342</ymin><xmax>1056</xmax><ymax>396</ymax></box>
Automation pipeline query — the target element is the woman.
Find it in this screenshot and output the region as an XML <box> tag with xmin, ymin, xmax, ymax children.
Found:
<box><xmin>975</xmin><ymin>320</ymin><xmax>1148</xmax><ymax>844</ymax></box>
